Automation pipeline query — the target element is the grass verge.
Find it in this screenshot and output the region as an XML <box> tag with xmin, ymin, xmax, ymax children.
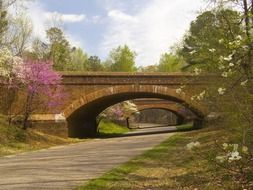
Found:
<box><xmin>0</xmin><ymin>115</ymin><xmax>83</xmax><ymax>156</ymax></box>
<box><xmin>97</xmin><ymin>120</ymin><xmax>131</xmax><ymax>137</ymax></box>
<box><xmin>176</xmin><ymin>123</ymin><xmax>194</xmax><ymax>131</ymax></box>
<box><xmin>77</xmin><ymin>126</ymin><xmax>247</xmax><ymax>190</ymax></box>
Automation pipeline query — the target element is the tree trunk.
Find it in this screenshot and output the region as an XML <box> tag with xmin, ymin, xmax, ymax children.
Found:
<box><xmin>126</xmin><ymin>117</ymin><xmax>130</xmax><ymax>129</ymax></box>
<box><xmin>22</xmin><ymin>92</ymin><xmax>34</xmax><ymax>130</ymax></box>
<box><xmin>243</xmin><ymin>0</ymin><xmax>253</xmax><ymax>78</ymax></box>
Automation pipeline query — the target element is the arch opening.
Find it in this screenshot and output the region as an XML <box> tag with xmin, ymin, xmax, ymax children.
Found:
<box><xmin>130</xmin><ymin>108</ymin><xmax>183</xmax><ymax>127</ymax></box>
<box><xmin>65</xmin><ymin>88</ymin><xmax>205</xmax><ymax>138</ymax></box>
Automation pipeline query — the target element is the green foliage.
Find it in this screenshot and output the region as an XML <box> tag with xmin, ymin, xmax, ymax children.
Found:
<box><xmin>176</xmin><ymin>3</ymin><xmax>253</xmax><ymax>188</ymax></box>
<box><xmin>108</xmin><ymin>45</ymin><xmax>137</xmax><ymax>72</ymax></box>
<box><xmin>6</xmin><ymin>14</ymin><xmax>33</xmax><ymax>56</ymax></box>
<box><xmin>68</xmin><ymin>48</ymin><xmax>88</xmax><ymax>71</ymax></box>
<box><xmin>0</xmin><ymin>1</ymin><xmax>8</xmax><ymax>45</ymax></box>
<box><xmin>24</xmin><ymin>38</ymin><xmax>50</xmax><ymax>60</ymax></box>
<box><xmin>86</xmin><ymin>55</ymin><xmax>104</xmax><ymax>71</ymax></box>
<box><xmin>158</xmin><ymin>53</ymin><xmax>185</xmax><ymax>72</ymax></box>
<box><xmin>137</xmin><ymin>65</ymin><xmax>158</xmax><ymax>72</ymax></box>
<box><xmin>46</xmin><ymin>27</ymin><xmax>71</xmax><ymax>71</ymax></box>
<box><xmin>179</xmin><ymin>9</ymin><xmax>243</xmax><ymax>72</ymax></box>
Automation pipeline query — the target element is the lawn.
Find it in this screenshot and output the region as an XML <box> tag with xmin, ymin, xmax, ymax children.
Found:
<box><xmin>77</xmin><ymin>125</ymin><xmax>250</xmax><ymax>190</ymax></box>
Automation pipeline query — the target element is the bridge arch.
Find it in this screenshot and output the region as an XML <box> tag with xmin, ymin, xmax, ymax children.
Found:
<box><xmin>133</xmin><ymin>105</ymin><xmax>197</xmax><ymax>125</ymax></box>
<box><xmin>129</xmin><ymin>107</ymin><xmax>184</xmax><ymax>126</ymax></box>
<box><xmin>135</xmin><ymin>104</ymin><xmax>197</xmax><ymax>119</ymax></box>
<box><xmin>63</xmin><ymin>85</ymin><xmax>206</xmax><ymax>138</ymax></box>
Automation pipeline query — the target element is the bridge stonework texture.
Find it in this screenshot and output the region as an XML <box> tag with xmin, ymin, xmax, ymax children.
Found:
<box><xmin>9</xmin><ymin>72</ymin><xmax>211</xmax><ymax>138</ymax></box>
<box><xmin>132</xmin><ymin>99</ymin><xmax>197</xmax><ymax>125</ymax></box>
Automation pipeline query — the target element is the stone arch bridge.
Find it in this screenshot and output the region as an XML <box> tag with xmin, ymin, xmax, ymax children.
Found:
<box><xmin>22</xmin><ymin>72</ymin><xmax>211</xmax><ymax>138</ymax></box>
<box><xmin>132</xmin><ymin>98</ymin><xmax>197</xmax><ymax>125</ymax></box>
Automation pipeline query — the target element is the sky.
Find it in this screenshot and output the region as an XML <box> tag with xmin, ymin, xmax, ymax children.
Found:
<box><xmin>23</xmin><ymin>0</ymin><xmax>207</xmax><ymax>67</ymax></box>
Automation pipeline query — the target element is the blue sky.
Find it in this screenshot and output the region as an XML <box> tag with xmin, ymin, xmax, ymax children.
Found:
<box><xmin>25</xmin><ymin>0</ymin><xmax>206</xmax><ymax>66</ymax></box>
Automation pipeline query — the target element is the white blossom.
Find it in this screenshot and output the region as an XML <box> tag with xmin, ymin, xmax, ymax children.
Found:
<box><xmin>208</xmin><ymin>48</ymin><xmax>216</xmax><ymax>53</ymax></box>
<box><xmin>242</xmin><ymin>146</ymin><xmax>248</xmax><ymax>154</ymax></box>
<box><xmin>229</xmin><ymin>63</ymin><xmax>234</xmax><ymax>67</ymax></box>
<box><xmin>0</xmin><ymin>48</ymin><xmax>13</xmax><ymax>77</ymax></box>
<box><xmin>228</xmin><ymin>151</ymin><xmax>242</xmax><ymax>161</ymax></box>
<box><xmin>176</xmin><ymin>88</ymin><xmax>182</xmax><ymax>94</ymax></box>
<box><xmin>191</xmin><ymin>95</ymin><xmax>196</xmax><ymax>101</ymax></box>
<box><xmin>218</xmin><ymin>64</ymin><xmax>225</xmax><ymax>70</ymax></box>
<box><xmin>223</xmin><ymin>143</ymin><xmax>228</xmax><ymax>150</ymax></box>
<box><xmin>194</xmin><ymin>67</ymin><xmax>202</xmax><ymax>75</ymax></box>
<box><xmin>240</xmin><ymin>80</ymin><xmax>248</xmax><ymax>86</ymax></box>
<box><xmin>186</xmin><ymin>141</ymin><xmax>200</xmax><ymax>150</ymax></box>
<box><xmin>223</xmin><ymin>54</ymin><xmax>233</xmax><ymax>61</ymax></box>
<box><xmin>242</xmin><ymin>45</ymin><xmax>249</xmax><ymax>50</ymax></box>
<box><xmin>189</xmin><ymin>50</ymin><xmax>197</xmax><ymax>55</ymax></box>
<box><xmin>221</xmin><ymin>72</ymin><xmax>228</xmax><ymax>78</ymax></box>
<box><xmin>196</xmin><ymin>90</ymin><xmax>206</xmax><ymax>100</ymax></box>
<box><xmin>218</xmin><ymin>88</ymin><xmax>226</xmax><ymax>95</ymax></box>
<box><xmin>236</xmin><ymin>35</ymin><xmax>242</xmax><ymax>41</ymax></box>
<box><xmin>219</xmin><ymin>56</ymin><xmax>224</xmax><ymax>62</ymax></box>
<box><xmin>219</xmin><ymin>39</ymin><xmax>224</xmax><ymax>44</ymax></box>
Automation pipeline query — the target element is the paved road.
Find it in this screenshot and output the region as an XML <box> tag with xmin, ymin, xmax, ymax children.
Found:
<box><xmin>127</xmin><ymin>125</ymin><xmax>177</xmax><ymax>136</ymax></box>
<box><xmin>0</xmin><ymin>126</ymin><xmax>175</xmax><ymax>190</ymax></box>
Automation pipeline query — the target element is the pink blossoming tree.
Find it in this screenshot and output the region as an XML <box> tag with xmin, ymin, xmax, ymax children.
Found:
<box><xmin>99</xmin><ymin>101</ymin><xmax>139</xmax><ymax>129</ymax></box>
<box><xmin>13</xmin><ymin>60</ymin><xmax>63</xmax><ymax>129</ymax></box>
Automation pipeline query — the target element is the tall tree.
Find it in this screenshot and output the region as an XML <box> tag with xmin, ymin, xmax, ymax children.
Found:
<box><xmin>86</xmin><ymin>55</ymin><xmax>103</xmax><ymax>71</ymax></box>
<box><xmin>158</xmin><ymin>53</ymin><xmax>185</xmax><ymax>72</ymax></box>
<box><xmin>5</xmin><ymin>14</ymin><xmax>33</xmax><ymax>56</ymax></box>
<box><xmin>68</xmin><ymin>47</ymin><xmax>88</xmax><ymax>71</ymax></box>
<box><xmin>108</xmin><ymin>45</ymin><xmax>137</xmax><ymax>72</ymax></box>
<box><xmin>12</xmin><ymin>60</ymin><xmax>63</xmax><ymax>129</ymax></box>
<box><xmin>179</xmin><ymin>9</ymin><xmax>242</xmax><ymax>72</ymax></box>
<box><xmin>46</xmin><ymin>27</ymin><xmax>71</xmax><ymax>71</ymax></box>
<box><xmin>137</xmin><ymin>65</ymin><xmax>158</xmax><ymax>72</ymax></box>
<box><xmin>0</xmin><ymin>0</ymin><xmax>8</xmax><ymax>46</ymax></box>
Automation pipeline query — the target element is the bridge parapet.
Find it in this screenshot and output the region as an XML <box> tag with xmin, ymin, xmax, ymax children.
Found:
<box><xmin>60</xmin><ymin>72</ymin><xmax>214</xmax><ymax>85</ymax></box>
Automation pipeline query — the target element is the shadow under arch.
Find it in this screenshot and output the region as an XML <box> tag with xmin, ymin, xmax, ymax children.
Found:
<box><xmin>130</xmin><ymin>106</ymin><xmax>195</xmax><ymax>126</ymax></box>
<box><xmin>63</xmin><ymin>85</ymin><xmax>206</xmax><ymax>138</ymax></box>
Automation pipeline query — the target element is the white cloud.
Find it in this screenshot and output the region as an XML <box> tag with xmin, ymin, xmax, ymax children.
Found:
<box><xmin>100</xmin><ymin>0</ymin><xmax>205</xmax><ymax>67</ymax></box>
<box><xmin>26</xmin><ymin>1</ymin><xmax>48</xmax><ymax>42</ymax></box>
<box><xmin>66</xmin><ymin>33</ymin><xmax>86</xmax><ymax>49</ymax></box>
<box><xmin>108</xmin><ymin>10</ymin><xmax>136</xmax><ymax>22</ymax></box>
<box><xmin>23</xmin><ymin>1</ymin><xmax>85</xmax><ymax>48</ymax></box>
<box><xmin>91</xmin><ymin>15</ymin><xmax>102</xmax><ymax>24</ymax></box>
<box><xmin>45</xmin><ymin>12</ymin><xmax>86</xmax><ymax>23</ymax></box>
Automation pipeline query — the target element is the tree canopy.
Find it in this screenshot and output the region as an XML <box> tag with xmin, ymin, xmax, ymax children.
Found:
<box><xmin>179</xmin><ymin>9</ymin><xmax>243</xmax><ymax>72</ymax></box>
<box><xmin>46</xmin><ymin>27</ymin><xmax>72</xmax><ymax>71</ymax></box>
<box><xmin>158</xmin><ymin>53</ymin><xmax>185</xmax><ymax>72</ymax></box>
<box><xmin>107</xmin><ymin>45</ymin><xmax>137</xmax><ymax>72</ymax></box>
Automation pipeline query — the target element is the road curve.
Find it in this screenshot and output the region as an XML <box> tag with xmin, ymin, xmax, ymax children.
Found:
<box><xmin>0</xmin><ymin>128</ymin><xmax>175</xmax><ymax>190</ymax></box>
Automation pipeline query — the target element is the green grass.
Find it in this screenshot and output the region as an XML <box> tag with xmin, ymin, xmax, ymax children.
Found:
<box><xmin>77</xmin><ymin>126</ymin><xmax>245</xmax><ymax>190</ymax></box>
<box><xmin>176</xmin><ymin>123</ymin><xmax>194</xmax><ymax>131</ymax></box>
<box><xmin>0</xmin><ymin>115</ymin><xmax>83</xmax><ymax>156</ymax></box>
<box><xmin>97</xmin><ymin>120</ymin><xmax>131</xmax><ymax>137</ymax></box>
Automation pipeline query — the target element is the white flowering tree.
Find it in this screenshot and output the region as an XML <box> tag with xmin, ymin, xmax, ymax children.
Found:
<box><xmin>176</xmin><ymin>1</ymin><xmax>253</xmax><ymax>188</ymax></box>
<box><xmin>0</xmin><ymin>48</ymin><xmax>23</xmax><ymax>123</ymax></box>
<box><xmin>98</xmin><ymin>101</ymin><xmax>139</xmax><ymax>129</ymax></box>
